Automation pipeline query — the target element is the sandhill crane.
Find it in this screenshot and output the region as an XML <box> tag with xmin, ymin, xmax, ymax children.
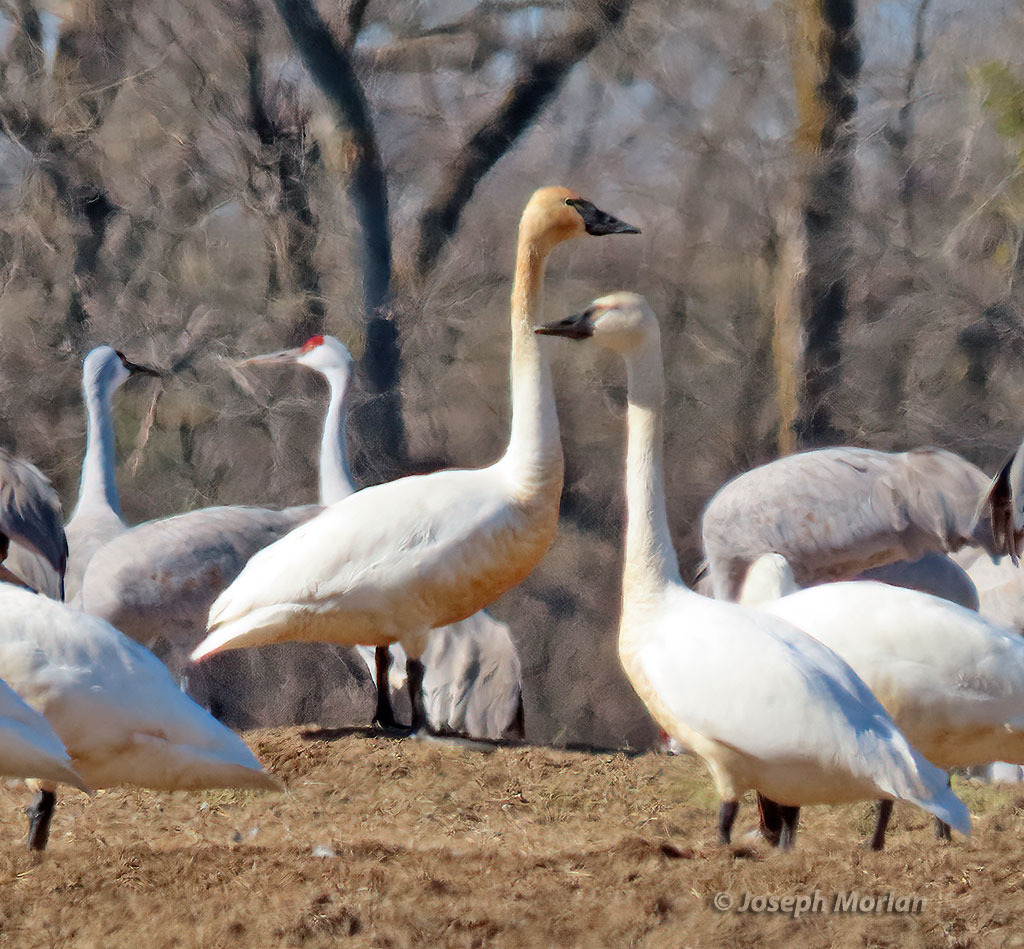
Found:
<box><xmin>701</xmin><ymin>445</ymin><xmax>999</xmax><ymax>601</ymax></box>
<box><xmin>0</xmin><ymin>448</ymin><xmax>67</xmax><ymax>596</ymax></box>
<box><xmin>536</xmin><ymin>292</ymin><xmax>968</xmax><ymax>848</ymax></box>
<box><xmin>0</xmin><ymin>584</ymin><xmax>279</xmax><ymax>849</ymax></box>
<box><xmin>975</xmin><ymin>434</ymin><xmax>1024</xmax><ymax>563</ymax></box>
<box><xmin>191</xmin><ymin>187</ymin><xmax>640</xmax><ymax>735</ymax></box>
<box><xmin>241</xmin><ymin>335</ymin><xmax>525</xmax><ymax>739</ymax></box>
<box><xmin>740</xmin><ymin>551</ymin><xmax>1024</xmax><ymax>848</ymax></box>
<box><xmin>64</xmin><ymin>346</ymin><xmax>159</xmax><ymax>599</ymax></box>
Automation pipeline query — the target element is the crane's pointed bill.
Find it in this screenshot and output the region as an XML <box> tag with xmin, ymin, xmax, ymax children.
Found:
<box><xmin>124</xmin><ymin>358</ymin><xmax>161</xmax><ymax>378</ymax></box>
<box><xmin>238</xmin><ymin>347</ymin><xmax>304</xmax><ymax>367</ymax></box>
<box><xmin>565</xmin><ymin>198</ymin><xmax>640</xmax><ymax>236</ymax></box>
<box><xmin>534</xmin><ymin>311</ymin><xmax>594</xmax><ymax>339</ymax></box>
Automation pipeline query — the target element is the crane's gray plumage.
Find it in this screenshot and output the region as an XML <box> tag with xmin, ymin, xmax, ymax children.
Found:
<box><xmin>0</xmin><ymin>448</ymin><xmax>67</xmax><ymax>597</ymax></box>
<box><xmin>701</xmin><ymin>446</ymin><xmax>999</xmax><ymax>601</ymax></box>
<box><xmin>358</xmin><ymin>610</ymin><xmax>524</xmax><ymax>740</ymax></box>
<box><xmin>857</xmin><ymin>552</ymin><xmax>979</xmax><ymax>610</ymax></box>
<box><xmin>78</xmin><ymin>504</ymin><xmax>321</xmax><ymax>648</ymax></box>
<box><xmin>974</xmin><ymin>437</ymin><xmax>1024</xmax><ymax>564</ymax></box>
<box><xmin>75</xmin><ymin>502</ymin><xmax>381</xmax><ymax>728</ymax></box>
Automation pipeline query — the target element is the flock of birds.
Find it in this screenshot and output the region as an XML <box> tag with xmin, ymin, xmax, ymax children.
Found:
<box><xmin>3</xmin><ymin>185</ymin><xmax>1024</xmax><ymax>855</ymax></box>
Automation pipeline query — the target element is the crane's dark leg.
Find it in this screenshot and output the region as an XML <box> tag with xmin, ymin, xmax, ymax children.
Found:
<box><xmin>507</xmin><ymin>691</ymin><xmax>526</xmax><ymax>741</ymax></box>
<box><xmin>372</xmin><ymin>646</ymin><xmax>401</xmax><ymax>730</ymax></box>
<box><xmin>718</xmin><ymin>800</ymin><xmax>739</xmax><ymax>845</ymax></box>
<box><xmin>870</xmin><ymin>799</ymin><xmax>893</xmax><ymax>851</ymax></box>
<box><xmin>406</xmin><ymin>656</ymin><xmax>433</xmax><ymax>735</ymax></box>
<box><xmin>757</xmin><ymin>793</ymin><xmax>783</xmax><ymax>846</ymax></box>
<box><xmin>778</xmin><ymin>805</ymin><xmax>800</xmax><ymax>850</ymax></box>
<box><xmin>26</xmin><ymin>789</ymin><xmax>56</xmax><ymax>851</ymax></box>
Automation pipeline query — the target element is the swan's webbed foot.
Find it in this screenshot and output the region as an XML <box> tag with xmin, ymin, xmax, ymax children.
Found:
<box><xmin>935</xmin><ymin>818</ymin><xmax>952</xmax><ymax>842</ymax></box>
<box><xmin>26</xmin><ymin>789</ymin><xmax>56</xmax><ymax>851</ymax></box>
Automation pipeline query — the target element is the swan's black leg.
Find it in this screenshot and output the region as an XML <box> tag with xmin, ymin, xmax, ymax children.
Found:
<box><xmin>718</xmin><ymin>800</ymin><xmax>739</xmax><ymax>845</ymax></box>
<box><xmin>407</xmin><ymin>656</ymin><xmax>433</xmax><ymax>735</ymax></box>
<box><xmin>26</xmin><ymin>789</ymin><xmax>56</xmax><ymax>851</ymax></box>
<box><xmin>935</xmin><ymin>774</ymin><xmax>952</xmax><ymax>841</ymax></box>
<box><xmin>870</xmin><ymin>799</ymin><xmax>893</xmax><ymax>851</ymax></box>
<box><xmin>778</xmin><ymin>805</ymin><xmax>800</xmax><ymax>850</ymax></box>
<box><xmin>757</xmin><ymin>793</ymin><xmax>783</xmax><ymax>846</ymax></box>
<box><xmin>372</xmin><ymin>646</ymin><xmax>401</xmax><ymax>730</ymax></box>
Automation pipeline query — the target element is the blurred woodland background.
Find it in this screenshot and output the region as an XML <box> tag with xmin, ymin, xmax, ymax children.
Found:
<box><xmin>2</xmin><ymin>0</ymin><xmax>1024</xmax><ymax>747</ymax></box>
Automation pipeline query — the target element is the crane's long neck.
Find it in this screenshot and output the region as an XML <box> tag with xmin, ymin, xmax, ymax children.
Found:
<box><xmin>76</xmin><ymin>379</ymin><xmax>120</xmax><ymax>517</ymax></box>
<box><xmin>503</xmin><ymin>236</ymin><xmax>563</xmax><ymax>492</ymax></box>
<box><xmin>318</xmin><ymin>367</ymin><xmax>357</xmax><ymax>504</ymax></box>
<box><xmin>621</xmin><ymin>338</ymin><xmax>683</xmax><ymax>610</ymax></box>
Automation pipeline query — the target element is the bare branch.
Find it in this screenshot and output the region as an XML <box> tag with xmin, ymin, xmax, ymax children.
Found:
<box><xmin>411</xmin><ymin>0</ymin><xmax>633</xmax><ymax>282</ymax></box>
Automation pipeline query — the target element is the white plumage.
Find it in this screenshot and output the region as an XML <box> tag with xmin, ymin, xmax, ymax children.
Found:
<box><xmin>742</xmin><ymin>552</ymin><xmax>1024</xmax><ymax>845</ymax></box>
<box><xmin>744</xmin><ymin>554</ymin><xmax>1024</xmax><ymax>771</ymax></box>
<box><xmin>537</xmin><ymin>292</ymin><xmax>969</xmax><ymax>847</ymax></box>
<box><xmin>0</xmin><ymin>584</ymin><xmax>278</xmax><ymax>849</ymax></box>
<box><xmin>0</xmin><ymin>674</ymin><xmax>86</xmax><ymax>791</ymax></box>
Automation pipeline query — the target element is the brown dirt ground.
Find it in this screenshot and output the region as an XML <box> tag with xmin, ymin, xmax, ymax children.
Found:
<box><xmin>0</xmin><ymin>729</ymin><xmax>1022</xmax><ymax>948</ymax></box>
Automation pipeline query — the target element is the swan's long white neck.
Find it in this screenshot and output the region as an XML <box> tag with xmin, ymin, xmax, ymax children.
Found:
<box><xmin>75</xmin><ymin>377</ymin><xmax>120</xmax><ymax>517</ymax></box>
<box><xmin>317</xmin><ymin>367</ymin><xmax>357</xmax><ymax>504</ymax></box>
<box><xmin>502</xmin><ymin>235</ymin><xmax>563</xmax><ymax>492</ymax></box>
<box><xmin>621</xmin><ymin>336</ymin><xmax>683</xmax><ymax>609</ymax></box>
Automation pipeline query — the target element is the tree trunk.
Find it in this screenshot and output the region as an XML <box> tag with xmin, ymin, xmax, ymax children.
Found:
<box><xmin>774</xmin><ymin>0</ymin><xmax>861</xmax><ymax>452</ymax></box>
<box><xmin>270</xmin><ymin>0</ymin><xmax>406</xmax><ymax>471</ymax></box>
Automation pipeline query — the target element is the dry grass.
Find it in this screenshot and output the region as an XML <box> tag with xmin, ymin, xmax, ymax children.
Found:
<box><xmin>0</xmin><ymin>729</ymin><xmax>1021</xmax><ymax>947</ymax></box>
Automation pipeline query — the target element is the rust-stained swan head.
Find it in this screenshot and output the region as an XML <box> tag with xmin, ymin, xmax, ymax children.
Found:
<box><xmin>519</xmin><ymin>186</ymin><xmax>640</xmax><ymax>254</ymax></box>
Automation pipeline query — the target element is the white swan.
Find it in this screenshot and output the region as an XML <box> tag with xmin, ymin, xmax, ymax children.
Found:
<box><xmin>0</xmin><ymin>447</ymin><xmax>67</xmax><ymax>598</ymax></box>
<box><xmin>241</xmin><ymin>334</ymin><xmax>525</xmax><ymax>739</ymax></box>
<box><xmin>739</xmin><ymin>551</ymin><xmax>1024</xmax><ymax>847</ymax></box>
<box><xmin>536</xmin><ymin>292</ymin><xmax>969</xmax><ymax>848</ymax></box>
<box><xmin>191</xmin><ymin>187</ymin><xmax>639</xmax><ymax>733</ymax></box>
<box><xmin>0</xmin><ymin>585</ymin><xmax>279</xmax><ymax>849</ymax></box>
<box><xmin>0</xmin><ymin>675</ymin><xmax>86</xmax><ymax>794</ymax></box>
<box><xmin>65</xmin><ymin>346</ymin><xmax>159</xmax><ymax>599</ymax></box>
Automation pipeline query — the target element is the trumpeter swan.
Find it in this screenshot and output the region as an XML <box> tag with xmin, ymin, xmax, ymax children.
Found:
<box><xmin>191</xmin><ymin>187</ymin><xmax>639</xmax><ymax>734</ymax></box>
<box><xmin>0</xmin><ymin>585</ymin><xmax>279</xmax><ymax>849</ymax></box>
<box><xmin>241</xmin><ymin>334</ymin><xmax>525</xmax><ymax>739</ymax></box>
<box><xmin>65</xmin><ymin>346</ymin><xmax>159</xmax><ymax>598</ymax></box>
<box><xmin>0</xmin><ymin>674</ymin><xmax>86</xmax><ymax>794</ymax></box>
<box><xmin>740</xmin><ymin>551</ymin><xmax>1024</xmax><ymax>848</ymax></box>
<box><xmin>535</xmin><ymin>292</ymin><xmax>969</xmax><ymax>848</ymax></box>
